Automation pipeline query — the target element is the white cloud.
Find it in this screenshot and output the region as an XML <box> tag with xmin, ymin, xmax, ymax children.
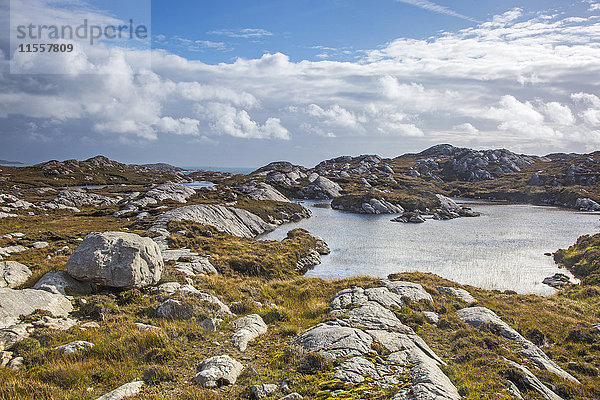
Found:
<box><xmin>488</xmin><ymin>95</ymin><xmax>558</xmax><ymax>139</ymax></box>
<box><xmin>544</xmin><ymin>102</ymin><xmax>575</xmax><ymax>125</ymax></box>
<box><xmin>198</xmin><ymin>103</ymin><xmax>290</xmax><ymax>140</ymax></box>
<box><xmin>381</xmin><ymin>123</ymin><xmax>425</xmax><ymax>137</ymax></box>
<box><xmin>208</xmin><ymin>28</ymin><xmax>273</xmax><ymax>38</ymax></box>
<box><xmin>394</xmin><ymin>0</ymin><xmax>479</xmax><ymax>22</ymax></box>
<box><xmin>452</xmin><ymin>123</ymin><xmax>480</xmax><ymax>134</ymax></box>
<box><xmin>2</xmin><ymin>2</ymin><xmax>600</xmax><ymax>157</ymax></box>
<box><xmin>306</xmin><ymin>104</ymin><xmax>365</xmax><ymax>130</ymax></box>
<box><xmin>157</xmin><ymin>117</ymin><xmax>200</xmax><ymax>135</ymax></box>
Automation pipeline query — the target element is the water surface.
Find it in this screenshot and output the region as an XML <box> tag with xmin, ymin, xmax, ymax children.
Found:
<box><xmin>260</xmin><ymin>201</ymin><xmax>600</xmax><ymax>295</ymax></box>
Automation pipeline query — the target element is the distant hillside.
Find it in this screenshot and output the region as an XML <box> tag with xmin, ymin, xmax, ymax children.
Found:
<box><xmin>0</xmin><ymin>155</ymin><xmax>190</xmax><ymax>189</ymax></box>
<box><xmin>0</xmin><ymin>159</ymin><xmax>23</xmax><ymax>166</ymax></box>
<box><xmin>135</xmin><ymin>163</ymin><xmax>185</xmax><ymax>173</ymax></box>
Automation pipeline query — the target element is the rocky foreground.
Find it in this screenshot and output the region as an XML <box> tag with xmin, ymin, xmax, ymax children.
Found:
<box><xmin>0</xmin><ymin>146</ymin><xmax>599</xmax><ymax>399</ymax></box>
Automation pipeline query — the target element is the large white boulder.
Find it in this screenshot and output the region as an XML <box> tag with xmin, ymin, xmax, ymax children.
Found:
<box><xmin>66</xmin><ymin>232</ymin><xmax>163</xmax><ymax>289</ymax></box>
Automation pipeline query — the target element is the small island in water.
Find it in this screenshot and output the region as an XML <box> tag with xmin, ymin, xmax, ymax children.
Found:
<box><xmin>1</xmin><ymin>144</ymin><xmax>599</xmax><ymax>399</ymax></box>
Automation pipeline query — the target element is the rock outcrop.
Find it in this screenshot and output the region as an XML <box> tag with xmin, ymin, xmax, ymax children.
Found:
<box><xmin>194</xmin><ymin>355</ymin><xmax>244</xmax><ymax>388</ymax></box>
<box><xmin>436</xmin><ymin>286</ymin><xmax>476</xmax><ymax>303</ymax></box>
<box><xmin>298</xmin><ymin>176</ymin><xmax>342</xmax><ymax>199</ymax></box>
<box><xmin>0</xmin><ymin>288</ymin><xmax>73</xmax><ymax>330</ymax></box>
<box><xmin>95</xmin><ymin>380</ymin><xmax>144</xmax><ymax>400</ymax></box>
<box><xmin>0</xmin><ymin>261</ymin><xmax>32</xmax><ymax>288</ymax></box>
<box><xmin>230</xmin><ymin>314</ymin><xmax>268</xmax><ymax>352</ymax></box>
<box><xmin>151</xmin><ymin>204</ymin><xmax>276</xmax><ymax>239</ymax></box>
<box><xmin>413</xmin><ymin>145</ymin><xmax>539</xmax><ymax>182</ymax></box>
<box><xmin>237</xmin><ymin>182</ymin><xmax>290</xmax><ymax>202</ymax></box>
<box><xmin>38</xmin><ymin>189</ymin><xmax>121</xmax><ymax>212</ymax></box>
<box><xmin>294</xmin><ymin>282</ymin><xmax>460</xmax><ymax>400</ymax></box>
<box><xmin>384</xmin><ymin>281</ymin><xmax>433</xmax><ymax>303</ymax></box>
<box><xmin>575</xmin><ymin>198</ymin><xmax>600</xmax><ymax>211</ymax></box>
<box><xmin>114</xmin><ymin>183</ymin><xmax>196</xmax><ymax>216</ymax></box>
<box><xmin>33</xmin><ymin>271</ymin><xmax>93</xmax><ymax>295</ymax></box>
<box><xmin>331</xmin><ymin>196</ymin><xmax>404</xmax><ymax>214</ymax></box>
<box><xmin>457</xmin><ymin>307</ymin><xmax>579</xmax><ymax>383</ymax></box>
<box><xmin>252</xmin><ymin>162</ymin><xmax>308</xmax><ymax>186</ymax></box>
<box><xmin>542</xmin><ymin>273</ymin><xmax>572</xmax><ymax>289</ymax></box>
<box><xmin>55</xmin><ymin>340</ymin><xmax>94</xmax><ymax>355</ymax></box>
<box><xmin>162</xmin><ymin>248</ymin><xmax>218</xmax><ymax>276</ymax></box>
<box><xmin>66</xmin><ymin>232</ymin><xmax>164</xmax><ymax>289</ymax></box>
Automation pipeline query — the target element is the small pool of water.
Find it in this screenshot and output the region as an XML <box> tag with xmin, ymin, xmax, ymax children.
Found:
<box><xmin>183</xmin><ymin>181</ymin><xmax>216</xmax><ymax>189</ymax></box>
<box><xmin>260</xmin><ymin>201</ymin><xmax>600</xmax><ymax>295</ymax></box>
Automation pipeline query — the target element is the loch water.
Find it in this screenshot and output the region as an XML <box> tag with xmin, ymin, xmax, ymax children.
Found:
<box><xmin>260</xmin><ymin>200</ymin><xmax>600</xmax><ymax>295</ymax></box>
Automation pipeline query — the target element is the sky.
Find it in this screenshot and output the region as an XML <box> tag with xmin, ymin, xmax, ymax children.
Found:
<box><xmin>0</xmin><ymin>0</ymin><xmax>600</xmax><ymax>168</ymax></box>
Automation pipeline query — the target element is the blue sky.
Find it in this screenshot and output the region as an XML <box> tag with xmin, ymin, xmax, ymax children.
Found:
<box><xmin>1</xmin><ymin>0</ymin><xmax>600</xmax><ymax>167</ymax></box>
<box><xmin>151</xmin><ymin>0</ymin><xmax>588</xmax><ymax>63</ymax></box>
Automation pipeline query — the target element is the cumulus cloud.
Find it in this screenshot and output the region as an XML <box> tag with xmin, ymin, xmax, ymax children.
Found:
<box><xmin>543</xmin><ymin>102</ymin><xmax>575</xmax><ymax>125</ymax></box>
<box><xmin>452</xmin><ymin>123</ymin><xmax>479</xmax><ymax>135</ymax></box>
<box><xmin>198</xmin><ymin>103</ymin><xmax>290</xmax><ymax>140</ymax></box>
<box><xmin>2</xmin><ymin>1</ymin><xmax>600</xmax><ymax>159</ymax></box>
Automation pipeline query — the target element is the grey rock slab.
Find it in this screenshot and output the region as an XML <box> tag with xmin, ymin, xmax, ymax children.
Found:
<box><xmin>0</xmin><ymin>324</ymin><xmax>31</xmax><ymax>351</ymax></box>
<box><xmin>174</xmin><ymin>258</ymin><xmax>218</xmax><ymax>276</ymax></box>
<box><xmin>55</xmin><ymin>340</ymin><xmax>94</xmax><ymax>354</ymax></box>
<box><xmin>575</xmin><ymin>197</ymin><xmax>600</xmax><ymax>211</ymax></box>
<box><xmin>368</xmin><ymin>330</ymin><xmax>444</xmax><ymax>365</ymax></box>
<box><xmin>292</xmin><ymin>321</ymin><xmax>373</xmax><ymax>359</ymax></box>
<box><xmin>295</xmin><ymin>249</ymin><xmax>321</xmax><ymax>272</ymax></box>
<box><xmin>238</xmin><ymin>182</ymin><xmax>290</xmax><ymax>202</ymax></box>
<box><xmin>95</xmin><ymin>380</ymin><xmax>144</xmax><ymax>400</ymax></box>
<box><xmin>424</xmin><ymin>312</ymin><xmax>439</xmax><ymax>325</ymax></box>
<box><xmin>436</xmin><ymin>286</ymin><xmax>476</xmax><ymax>303</ymax></box>
<box><xmin>7</xmin><ymin>356</ymin><xmax>23</xmax><ymax>370</ymax></box>
<box><xmin>278</xmin><ymin>394</ymin><xmax>303</xmax><ymax>400</ymax></box>
<box><xmin>333</xmin><ymin>356</ymin><xmax>399</xmax><ymax>384</ymax></box>
<box><xmin>33</xmin><ymin>271</ymin><xmax>93</xmax><ymax>296</ymax></box>
<box><xmin>346</xmin><ymin>302</ymin><xmax>412</xmax><ymax>332</ymax></box>
<box><xmin>134</xmin><ymin>322</ymin><xmax>163</xmax><ymax>333</ymax></box>
<box><xmin>330</xmin><ymin>287</ymin><xmax>369</xmax><ymax>310</ymax></box>
<box><xmin>154</xmin><ymin>283</ymin><xmax>232</xmax><ymax>317</ymax></box>
<box><xmin>330</xmin><ymin>286</ymin><xmax>404</xmax><ymax>310</ymax></box>
<box><xmin>0</xmin><ymin>261</ymin><xmax>32</xmax><ymax>288</ymax></box>
<box><xmin>384</xmin><ymin>281</ymin><xmax>433</xmax><ymax>303</ymax></box>
<box><xmin>31</xmin><ymin>241</ymin><xmax>49</xmax><ymax>249</ymax></box>
<box><xmin>297</xmin><ymin>176</ymin><xmax>342</xmax><ymax>199</ymax></box>
<box><xmin>502</xmin><ymin>358</ymin><xmax>563</xmax><ymax>400</ymax></box>
<box><xmin>251</xmin><ymin>383</ymin><xmax>279</xmax><ymax>399</ymax></box>
<box><xmin>155</xmin><ymin>299</ymin><xmax>192</xmax><ymax>320</ymax></box>
<box><xmin>0</xmin><ymin>351</ymin><xmax>12</xmax><ymax>367</ymax></box>
<box><xmin>231</xmin><ymin>314</ymin><xmax>268</xmax><ymax>352</ymax></box>
<box><xmin>391</xmin><ymin>347</ymin><xmax>460</xmax><ymax>400</ymax></box>
<box><xmin>194</xmin><ymin>355</ymin><xmax>244</xmax><ymax>388</ymax></box>
<box><xmin>0</xmin><ymin>288</ymin><xmax>73</xmax><ymax>329</ymax></box>
<box><xmin>0</xmin><ymin>212</ymin><xmax>18</xmax><ymax>219</ymax></box>
<box><xmin>67</xmin><ymin>231</ymin><xmax>163</xmax><ymax>289</ymax></box>
<box><xmin>161</xmin><ymin>248</ymin><xmax>198</xmax><ymax>261</ymax></box>
<box><xmin>457</xmin><ymin>307</ymin><xmax>521</xmax><ymax>340</ymax></box>
<box><xmin>435</xmin><ymin>194</ymin><xmax>461</xmax><ymax>213</ymax></box>
<box><xmin>200</xmin><ymin>317</ymin><xmax>220</xmax><ymax>331</ymax></box>
<box><xmin>145</xmin><ymin>183</ymin><xmax>196</xmax><ymax>203</ymax></box>
<box><xmin>151</xmin><ymin>204</ymin><xmax>276</xmax><ymax>239</ymax></box>
<box><xmin>458</xmin><ymin>307</ymin><xmax>579</xmax><ymax>383</ymax></box>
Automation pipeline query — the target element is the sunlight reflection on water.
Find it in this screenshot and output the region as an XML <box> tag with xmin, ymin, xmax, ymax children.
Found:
<box><xmin>259</xmin><ymin>200</ymin><xmax>600</xmax><ymax>295</ymax></box>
